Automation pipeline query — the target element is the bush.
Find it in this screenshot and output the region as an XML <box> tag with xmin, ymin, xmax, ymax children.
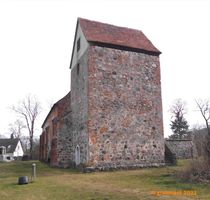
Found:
<box><xmin>177</xmin><ymin>157</ymin><xmax>210</xmax><ymax>183</ymax></box>
<box><xmin>22</xmin><ymin>155</ymin><xmax>29</xmax><ymax>161</ymax></box>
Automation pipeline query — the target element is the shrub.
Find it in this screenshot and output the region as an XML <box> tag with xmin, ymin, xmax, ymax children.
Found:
<box><xmin>177</xmin><ymin>157</ymin><xmax>210</xmax><ymax>183</ymax></box>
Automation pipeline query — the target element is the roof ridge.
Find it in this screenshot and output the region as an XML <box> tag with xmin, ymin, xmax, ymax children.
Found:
<box><xmin>78</xmin><ymin>17</ymin><xmax>144</xmax><ymax>34</ymax></box>
<box><xmin>78</xmin><ymin>17</ymin><xmax>161</xmax><ymax>55</ymax></box>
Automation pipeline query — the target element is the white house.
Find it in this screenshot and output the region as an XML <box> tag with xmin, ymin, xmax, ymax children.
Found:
<box><xmin>0</xmin><ymin>138</ymin><xmax>24</xmax><ymax>161</ymax></box>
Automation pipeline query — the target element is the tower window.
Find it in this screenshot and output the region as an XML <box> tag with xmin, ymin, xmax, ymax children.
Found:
<box><xmin>77</xmin><ymin>38</ymin><xmax>80</xmax><ymax>52</ymax></box>
<box><xmin>77</xmin><ymin>64</ymin><xmax>80</xmax><ymax>75</ymax></box>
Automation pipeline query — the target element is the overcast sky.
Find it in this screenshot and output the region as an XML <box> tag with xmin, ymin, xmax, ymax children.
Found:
<box><xmin>0</xmin><ymin>0</ymin><xmax>210</xmax><ymax>138</ymax></box>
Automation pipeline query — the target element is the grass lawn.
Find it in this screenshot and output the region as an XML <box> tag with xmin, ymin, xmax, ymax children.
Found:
<box><xmin>0</xmin><ymin>160</ymin><xmax>210</xmax><ymax>200</ymax></box>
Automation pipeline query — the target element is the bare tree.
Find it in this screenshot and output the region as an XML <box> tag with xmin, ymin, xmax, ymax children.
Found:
<box><xmin>12</xmin><ymin>95</ymin><xmax>41</xmax><ymax>159</ymax></box>
<box><xmin>170</xmin><ymin>99</ymin><xmax>187</xmax><ymax>116</ymax></box>
<box><xmin>195</xmin><ymin>99</ymin><xmax>210</xmax><ymax>160</ymax></box>
<box><xmin>21</xmin><ymin>135</ymin><xmax>30</xmax><ymax>154</ymax></box>
<box><xmin>8</xmin><ymin>119</ymin><xmax>26</xmax><ymax>139</ymax></box>
<box><xmin>195</xmin><ymin>99</ymin><xmax>210</xmax><ymax>136</ymax></box>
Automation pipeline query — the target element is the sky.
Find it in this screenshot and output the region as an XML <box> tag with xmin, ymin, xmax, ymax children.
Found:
<box><xmin>0</xmin><ymin>0</ymin><xmax>210</xmax><ymax>138</ymax></box>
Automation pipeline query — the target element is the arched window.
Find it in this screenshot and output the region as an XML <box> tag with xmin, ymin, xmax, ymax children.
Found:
<box><xmin>75</xmin><ymin>145</ymin><xmax>81</xmax><ymax>165</ymax></box>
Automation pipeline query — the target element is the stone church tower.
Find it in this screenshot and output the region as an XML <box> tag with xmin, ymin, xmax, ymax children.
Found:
<box><xmin>66</xmin><ymin>18</ymin><xmax>165</xmax><ymax>169</ymax></box>
<box><xmin>40</xmin><ymin>18</ymin><xmax>165</xmax><ymax>169</ymax></box>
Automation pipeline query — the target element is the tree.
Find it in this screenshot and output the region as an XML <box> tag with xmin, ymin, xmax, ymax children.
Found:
<box><xmin>8</xmin><ymin>119</ymin><xmax>26</xmax><ymax>139</ymax></box>
<box><xmin>32</xmin><ymin>137</ymin><xmax>40</xmax><ymax>160</ymax></box>
<box><xmin>12</xmin><ymin>95</ymin><xmax>41</xmax><ymax>159</ymax></box>
<box><xmin>195</xmin><ymin>99</ymin><xmax>210</xmax><ymax>154</ymax></box>
<box><xmin>195</xmin><ymin>99</ymin><xmax>210</xmax><ymax>136</ymax></box>
<box><xmin>20</xmin><ymin>135</ymin><xmax>30</xmax><ymax>154</ymax></box>
<box><xmin>169</xmin><ymin>99</ymin><xmax>189</xmax><ymax>139</ymax></box>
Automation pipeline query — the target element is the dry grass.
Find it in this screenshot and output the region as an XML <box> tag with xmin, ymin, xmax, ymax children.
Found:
<box><xmin>177</xmin><ymin>157</ymin><xmax>210</xmax><ymax>183</ymax></box>
<box><xmin>0</xmin><ymin>160</ymin><xmax>210</xmax><ymax>200</ymax></box>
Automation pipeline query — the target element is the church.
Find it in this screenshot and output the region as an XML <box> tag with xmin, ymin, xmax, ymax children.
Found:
<box><xmin>39</xmin><ymin>18</ymin><xmax>165</xmax><ymax>170</ymax></box>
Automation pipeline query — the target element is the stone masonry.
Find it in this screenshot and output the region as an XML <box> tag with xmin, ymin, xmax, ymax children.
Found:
<box><xmin>87</xmin><ymin>46</ymin><xmax>164</xmax><ymax>169</ymax></box>
<box><xmin>165</xmin><ymin>139</ymin><xmax>195</xmax><ymax>159</ymax></box>
<box><xmin>40</xmin><ymin>18</ymin><xmax>165</xmax><ymax>170</ymax></box>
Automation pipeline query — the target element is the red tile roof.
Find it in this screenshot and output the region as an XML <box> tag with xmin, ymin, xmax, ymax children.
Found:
<box><xmin>79</xmin><ymin>18</ymin><xmax>161</xmax><ymax>55</ymax></box>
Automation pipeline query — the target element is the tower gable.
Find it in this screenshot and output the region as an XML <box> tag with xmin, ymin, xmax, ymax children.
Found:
<box><xmin>70</xmin><ymin>17</ymin><xmax>161</xmax><ymax>69</ymax></box>
<box><xmin>70</xmin><ymin>21</ymin><xmax>89</xmax><ymax>69</ymax></box>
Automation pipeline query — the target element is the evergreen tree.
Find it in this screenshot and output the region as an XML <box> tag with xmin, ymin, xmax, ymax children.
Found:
<box><xmin>170</xmin><ymin>113</ymin><xmax>189</xmax><ymax>139</ymax></box>
<box><xmin>169</xmin><ymin>99</ymin><xmax>189</xmax><ymax>139</ymax></box>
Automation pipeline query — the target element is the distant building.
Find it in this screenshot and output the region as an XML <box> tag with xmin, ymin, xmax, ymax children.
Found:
<box><xmin>0</xmin><ymin>138</ymin><xmax>24</xmax><ymax>161</ymax></box>
<box><xmin>40</xmin><ymin>18</ymin><xmax>165</xmax><ymax>170</ymax></box>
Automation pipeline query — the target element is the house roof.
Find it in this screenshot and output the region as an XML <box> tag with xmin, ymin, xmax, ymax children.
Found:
<box><xmin>79</xmin><ymin>18</ymin><xmax>161</xmax><ymax>55</ymax></box>
<box><xmin>0</xmin><ymin>138</ymin><xmax>19</xmax><ymax>153</ymax></box>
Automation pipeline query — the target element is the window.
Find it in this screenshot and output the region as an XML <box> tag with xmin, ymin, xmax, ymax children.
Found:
<box><xmin>45</xmin><ymin>127</ymin><xmax>49</xmax><ymax>145</ymax></box>
<box><xmin>52</xmin><ymin>118</ymin><xmax>57</xmax><ymax>136</ymax></box>
<box><xmin>77</xmin><ymin>38</ymin><xmax>81</xmax><ymax>52</ymax></box>
<box><xmin>77</xmin><ymin>64</ymin><xmax>80</xmax><ymax>75</ymax></box>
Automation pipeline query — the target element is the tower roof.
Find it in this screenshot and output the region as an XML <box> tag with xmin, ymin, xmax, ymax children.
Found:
<box><xmin>79</xmin><ymin>18</ymin><xmax>161</xmax><ymax>55</ymax></box>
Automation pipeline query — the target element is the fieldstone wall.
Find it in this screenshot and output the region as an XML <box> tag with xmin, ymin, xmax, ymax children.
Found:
<box><xmin>165</xmin><ymin>139</ymin><xmax>194</xmax><ymax>159</ymax></box>
<box><xmin>70</xmin><ymin>50</ymin><xmax>89</xmax><ymax>165</ymax></box>
<box><xmin>39</xmin><ymin>92</ymin><xmax>71</xmax><ymax>167</ymax></box>
<box><xmin>87</xmin><ymin>45</ymin><xmax>165</xmax><ymax>169</ymax></box>
<box><xmin>50</xmin><ymin>138</ymin><xmax>58</xmax><ymax>166</ymax></box>
<box><xmin>165</xmin><ymin>142</ymin><xmax>177</xmax><ymax>165</ymax></box>
<box><xmin>57</xmin><ymin>112</ymin><xmax>74</xmax><ymax>167</ymax></box>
